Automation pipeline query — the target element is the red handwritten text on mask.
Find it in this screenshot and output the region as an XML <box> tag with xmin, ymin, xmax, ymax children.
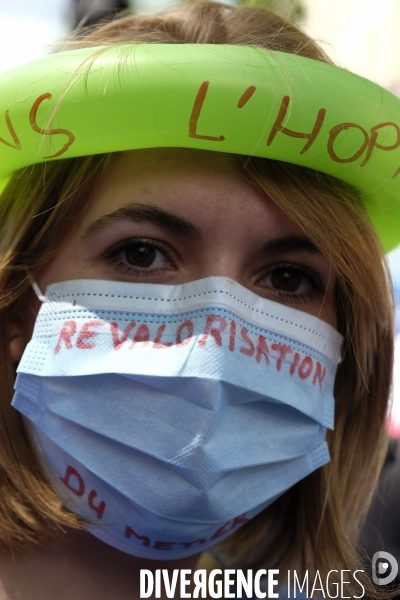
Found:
<box><xmin>59</xmin><ymin>463</ymin><xmax>250</xmax><ymax>551</ymax></box>
<box><xmin>53</xmin><ymin>315</ymin><xmax>327</xmax><ymax>390</ymax></box>
<box><xmin>60</xmin><ymin>465</ymin><xmax>106</xmax><ymax>519</ymax></box>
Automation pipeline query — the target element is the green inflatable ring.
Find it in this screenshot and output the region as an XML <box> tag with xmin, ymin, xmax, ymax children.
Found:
<box><xmin>1</xmin><ymin>44</ymin><xmax>400</xmax><ymax>250</ymax></box>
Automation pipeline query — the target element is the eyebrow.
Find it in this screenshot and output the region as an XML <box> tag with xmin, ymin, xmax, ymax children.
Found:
<box><xmin>84</xmin><ymin>203</ymin><xmax>319</xmax><ymax>255</ymax></box>
<box><xmin>84</xmin><ymin>203</ymin><xmax>202</xmax><ymax>239</ymax></box>
<box><xmin>263</xmin><ymin>235</ymin><xmax>320</xmax><ymax>255</ymax></box>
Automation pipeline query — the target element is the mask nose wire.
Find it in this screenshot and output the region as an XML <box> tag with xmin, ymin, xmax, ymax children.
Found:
<box><xmin>31</xmin><ymin>281</ymin><xmax>47</xmax><ymax>303</ymax></box>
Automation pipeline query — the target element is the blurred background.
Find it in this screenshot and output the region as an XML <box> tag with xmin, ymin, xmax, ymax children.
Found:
<box><xmin>1</xmin><ymin>0</ymin><xmax>399</xmax><ymax>91</ymax></box>
<box><xmin>1</xmin><ymin>0</ymin><xmax>400</xmax><ymax>579</ymax></box>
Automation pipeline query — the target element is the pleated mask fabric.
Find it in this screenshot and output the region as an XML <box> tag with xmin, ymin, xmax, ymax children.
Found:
<box><xmin>13</xmin><ymin>277</ymin><xmax>342</xmax><ymax>559</ymax></box>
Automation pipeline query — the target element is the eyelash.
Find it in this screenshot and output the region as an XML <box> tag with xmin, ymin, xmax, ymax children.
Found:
<box><xmin>258</xmin><ymin>262</ymin><xmax>324</xmax><ymax>305</ymax></box>
<box><xmin>102</xmin><ymin>239</ymin><xmax>325</xmax><ymax>303</ymax></box>
<box><xmin>102</xmin><ymin>237</ymin><xmax>174</xmax><ymax>277</ymax></box>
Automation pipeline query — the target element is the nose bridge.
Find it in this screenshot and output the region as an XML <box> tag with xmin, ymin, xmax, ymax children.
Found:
<box><xmin>195</xmin><ymin>215</ymin><xmax>251</xmax><ymax>282</ymax></box>
<box><xmin>198</xmin><ymin>254</ymin><xmax>244</xmax><ymax>281</ymax></box>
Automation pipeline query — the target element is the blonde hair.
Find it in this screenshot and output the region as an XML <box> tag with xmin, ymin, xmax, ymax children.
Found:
<box><xmin>0</xmin><ymin>3</ymin><xmax>394</xmax><ymax>596</ymax></box>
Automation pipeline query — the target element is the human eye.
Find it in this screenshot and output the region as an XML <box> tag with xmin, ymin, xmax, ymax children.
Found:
<box><xmin>258</xmin><ymin>262</ymin><xmax>324</xmax><ymax>304</ymax></box>
<box><xmin>102</xmin><ymin>237</ymin><xmax>174</xmax><ymax>278</ymax></box>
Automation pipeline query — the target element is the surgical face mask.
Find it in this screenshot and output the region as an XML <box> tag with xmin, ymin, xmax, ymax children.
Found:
<box><xmin>12</xmin><ymin>277</ymin><xmax>342</xmax><ymax>560</ymax></box>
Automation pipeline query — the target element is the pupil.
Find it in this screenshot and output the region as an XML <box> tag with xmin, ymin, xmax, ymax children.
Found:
<box><xmin>125</xmin><ymin>245</ymin><xmax>156</xmax><ymax>268</ymax></box>
<box><xmin>271</xmin><ymin>268</ymin><xmax>302</xmax><ymax>292</ymax></box>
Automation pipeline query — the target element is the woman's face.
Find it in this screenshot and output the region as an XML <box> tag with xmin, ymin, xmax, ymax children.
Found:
<box><xmin>37</xmin><ymin>148</ymin><xmax>337</xmax><ymax>327</ymax></box>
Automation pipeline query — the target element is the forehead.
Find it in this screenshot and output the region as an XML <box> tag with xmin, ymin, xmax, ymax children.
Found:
<box><xmin>102</xmin><ymin>147</ymin><xmax>239</xmax><ymax>188</ymax></box>
<box><xmin>83</xmin><ymin>147</ymin><xmax>303</xmax><ymax>238</ymax></box>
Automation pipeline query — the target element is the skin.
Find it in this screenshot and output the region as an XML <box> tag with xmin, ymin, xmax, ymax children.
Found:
<box><xmin>4</xmin><ymin>148</ymin><xmax>337</xmax><ymax>600</ymax></box>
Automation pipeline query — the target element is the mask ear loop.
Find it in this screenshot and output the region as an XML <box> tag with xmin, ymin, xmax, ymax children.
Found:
<box><xmin>31</xmin><ymin>281</ymin><xmax>47</xmax><ymax>303</ymax></box>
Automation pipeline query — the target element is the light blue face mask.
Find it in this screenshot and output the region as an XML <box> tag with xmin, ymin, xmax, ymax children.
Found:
<box><xmin>13</xmin><ymin>277</ymin><xmax>342</xmax><ymax>560</ymax></box>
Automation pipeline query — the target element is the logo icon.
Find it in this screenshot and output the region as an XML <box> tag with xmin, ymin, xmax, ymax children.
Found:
<box><xmin>372</xmin><ymin>551</ymin><xmax>398</xmax><ymax>586</ymax></box>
